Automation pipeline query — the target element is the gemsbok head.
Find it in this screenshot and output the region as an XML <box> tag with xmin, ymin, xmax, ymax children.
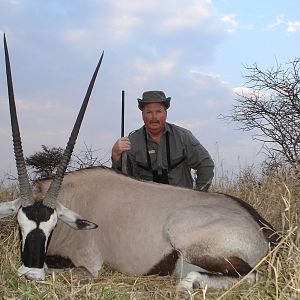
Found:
<box><xmin>0</xmin><ymin>34</ymin><xmax>103</xmax><ymax>280</ymax></box>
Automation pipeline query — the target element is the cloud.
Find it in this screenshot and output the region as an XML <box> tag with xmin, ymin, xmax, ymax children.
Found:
<box><xmin>130</xmin><ymin>51</ymin><xmax>179</xmax><ymax>85</ymax></box>
<box><xmin>5</xmin><ymin>0</ymin><xmax>21</xmax><ymax>7</ymax></box>
<box><xmin>160</xmin><ymin>1</ymin><xmax>214</xmax><ymax>34</ymax></box>
<box><xmin>187</xmin><ymin>69</ymin><xmax>229</xmax><ymax>89</ymax></box>
<box><xmin>103</xmin><ymin>0</ymin><xmax>159</xmax><ymax>13</ymax></box>
<box><xmin>63</xmin><ymin>28</ymin><xmax>92</xmax><ymax>44</ymax></box>
<box><xmin>61</xmin><ymin>16</ymin><xmax>141</xmax><ymax>48</ymax></box>
<box><xmin>220</xmin><ymin>13</ymin><xmax>239</xmax><ymax>33</ymax></box>
<box><xmin>107</xmin><ymin>14</ymin><xmax>141</xmax><ymax>42</ymax></box>
<box><xmin>60</xmin><ymin>0</ymin><xmax>219</xmax><ymax>49</ymax></box>
<box><xmin>287</xmin><ymin>21</ymin><xmax>300</xmax><ymax>33</ymax></box>
<box><xmin>232</xmin><ymin>87</ymin><xmax>252</xmax><ymax>96</ymax></box>
<box><xmin>266</xmin><ymin>15</ymin><xmax>300</xmax><ymax>33</ymax></box>
<box><xmin>232</xmin><ymin>86</ymin><xmax>270</xmax><ymax>99</ymax></box>
<box><xmin>266</xmin><ymin>14</ymin><xmax>285</xmax><ymax>31</ymax></box>
<box><xmin>189</xmin><ymin>69</ymin><xmax>221</xmax><ymax>81</ymax></box>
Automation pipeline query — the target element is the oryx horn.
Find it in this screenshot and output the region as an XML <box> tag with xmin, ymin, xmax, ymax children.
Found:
<box><xmin>43</xmin><ymin>51</ymin><xmax>104</xmax><ymax>208</ymax></box>
<box><xmin>4</xmin><ymin>34</ymin><xmax>34</xmax><ymax>207</ymax></box>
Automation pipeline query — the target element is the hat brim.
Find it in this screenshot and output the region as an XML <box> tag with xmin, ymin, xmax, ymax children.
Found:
<box><xmin>138</xmin><ymin>98</ymin><xmax>171</xmax><ymax>111</ymax></box>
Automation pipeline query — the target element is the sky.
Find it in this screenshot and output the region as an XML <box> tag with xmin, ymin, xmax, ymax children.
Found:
<box><xmin>0</xmin><ymin>0</ymin><xmax>299</xmax><ymax>181</ymax></box>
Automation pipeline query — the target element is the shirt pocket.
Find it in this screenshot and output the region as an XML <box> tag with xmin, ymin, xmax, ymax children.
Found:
<box><xmin>169</xmin><ymin>147</ymin><xmax>186</xmax><ymax>170</ymax></box>
<box><xmin>134</xmin><ymin>154</ymin><xmax>153</xmax><ymax>181</ymax></box>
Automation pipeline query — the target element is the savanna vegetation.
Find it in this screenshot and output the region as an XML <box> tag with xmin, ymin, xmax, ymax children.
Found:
<box><xmin>1</xmin><ymin>58</ymin><xmax>299</xmax><ymax>299</ymax></box>
<box><xmin>0</xmin><ymin>166</ymin><xmax>299</xmax><ymax>300</ymax></box>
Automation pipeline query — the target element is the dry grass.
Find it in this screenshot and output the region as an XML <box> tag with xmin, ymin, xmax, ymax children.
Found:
<box><xmin>0</xmin><ymin>167</ymin><xmax>299</xmax><ymax>300</ymax></box>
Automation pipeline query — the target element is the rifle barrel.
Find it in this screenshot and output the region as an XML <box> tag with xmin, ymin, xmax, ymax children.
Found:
<box><xmin>121</xmin><ymin>90</ymin><xmax>125</xmax><ymax>138</ymax></box>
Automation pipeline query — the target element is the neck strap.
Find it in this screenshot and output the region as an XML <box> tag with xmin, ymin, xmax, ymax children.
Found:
<box><xmin>143</xmin><ymin>126</ymin><xmax>171</xmax><ymax>171</ymax></box>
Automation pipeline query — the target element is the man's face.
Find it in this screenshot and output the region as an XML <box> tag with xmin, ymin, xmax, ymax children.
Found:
<box><xmin>142</xmin><ymin>103</ymin><xmax>167</xmax><ymax>136</ymax></box>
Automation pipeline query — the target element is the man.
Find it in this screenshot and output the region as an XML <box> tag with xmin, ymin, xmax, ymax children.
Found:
<box><xmin>111</xmin><ymin>90</ymin><xmax>214</xmax><ymax>191</ymax></box>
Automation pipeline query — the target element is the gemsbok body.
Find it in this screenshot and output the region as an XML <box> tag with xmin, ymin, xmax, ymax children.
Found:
<box><xmin>0</xmin><ymin>34</ymin><xmax>278</xmax><ymax>294</ymax></box>
<box><xmin>36</xmin><ymin>166</ymin><xmax>278</xmax><ymax>293</ymax></box>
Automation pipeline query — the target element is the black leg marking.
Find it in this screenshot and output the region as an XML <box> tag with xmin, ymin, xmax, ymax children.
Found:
<box><xmin>45</xmin><ymin>255</ymin><xmax>75</xmax><ymax>269</ymax></box>
<box><xmin>146</xmin><ymin>250</ymin><xmax>178</xmax><ymax>276</ymax></box>
<box><xmin>190</xmin><ymin>255</ymin><xmax>252</xmax><ymax>277</ymax></box>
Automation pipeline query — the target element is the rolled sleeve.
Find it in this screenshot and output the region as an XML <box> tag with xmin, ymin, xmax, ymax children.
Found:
<box><xmin>112</xmin><ymin>159</ymin><xmax>121</xmax><ymax>170</ymax></box>
<box><xmin>184</xmin><ymin>132</ymin><xmax>214</xmax><ymax>191</ymax></box>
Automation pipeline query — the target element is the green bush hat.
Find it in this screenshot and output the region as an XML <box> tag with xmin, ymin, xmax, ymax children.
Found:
<box><xmin>137</xmin><ymin>90</ymin><xmax>171</xmax><ymax>111</ymax></box>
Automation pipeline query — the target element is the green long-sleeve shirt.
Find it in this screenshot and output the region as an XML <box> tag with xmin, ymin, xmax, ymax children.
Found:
<box><xmin>112</xmin><ymin>123</ymin><xmax>214</xmax><ymax>191</ymax></box>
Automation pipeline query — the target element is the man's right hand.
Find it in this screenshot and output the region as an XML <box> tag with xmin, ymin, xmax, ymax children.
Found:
<box><xmin>111</xmin><ymin>137</ymin><xmax>132</xmax><ymax>162</ymax></box>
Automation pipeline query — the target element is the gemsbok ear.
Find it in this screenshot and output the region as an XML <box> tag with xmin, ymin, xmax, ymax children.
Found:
<box><xmin>0</xmin><ymin>198</ymin><xmax>22</xmax><ymax>219</ymax></box>
<box><xmin>55</xmin><ymin>201</ymin><xmax>98</xmax><ymax>230</ymax></box>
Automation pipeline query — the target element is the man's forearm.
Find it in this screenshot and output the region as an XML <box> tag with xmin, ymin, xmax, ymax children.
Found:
<box><xmin>196</xmin><ymin>160</ymin><xmax>214</xmax><ymax>191</ymax></box>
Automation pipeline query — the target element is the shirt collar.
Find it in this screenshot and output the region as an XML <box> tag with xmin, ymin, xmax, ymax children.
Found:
<box><xmin>165</xmin><ymin>122</ymin><xmax>171</xmax><ymax>133</ymax></box>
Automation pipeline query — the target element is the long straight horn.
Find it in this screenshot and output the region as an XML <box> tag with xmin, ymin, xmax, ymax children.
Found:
<box><xmin>44</xmin><ymin>51</ymin><xmax>104</xmax><ymax>208</ymax></box>
<box><xmin>4</xmin><ymin>34</ymin><xmax>34</xmax><ymax>207</ymax></box>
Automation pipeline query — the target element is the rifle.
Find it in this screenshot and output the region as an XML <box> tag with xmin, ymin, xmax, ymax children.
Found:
<box><xmin>121</xmin><ymin>90</ymin><xmax>127</xmax><ymax>174</ymax></box>
<box><xmin>121</xmin><ymin>90</ymin><xmax>125</xmax><ymax>138</ymax></box>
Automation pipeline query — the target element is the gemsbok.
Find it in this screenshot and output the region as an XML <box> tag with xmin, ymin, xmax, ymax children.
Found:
<box><xmin>0</xmin><ymin>34</ymin><xmax>278</xmax><ymax>295</ymax></box>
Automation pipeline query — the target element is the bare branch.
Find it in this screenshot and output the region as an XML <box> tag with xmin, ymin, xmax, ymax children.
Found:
<box><xmin>221</xmin><ymin>58</ymin><xmax>300</xmax><ymax>169</ymax></box>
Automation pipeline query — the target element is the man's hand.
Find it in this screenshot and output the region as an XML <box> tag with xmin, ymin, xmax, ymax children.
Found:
<box><xmin>111</xmin><ymin>137</ymin><xmax>131</xmax><ymax>162</ymax></box>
